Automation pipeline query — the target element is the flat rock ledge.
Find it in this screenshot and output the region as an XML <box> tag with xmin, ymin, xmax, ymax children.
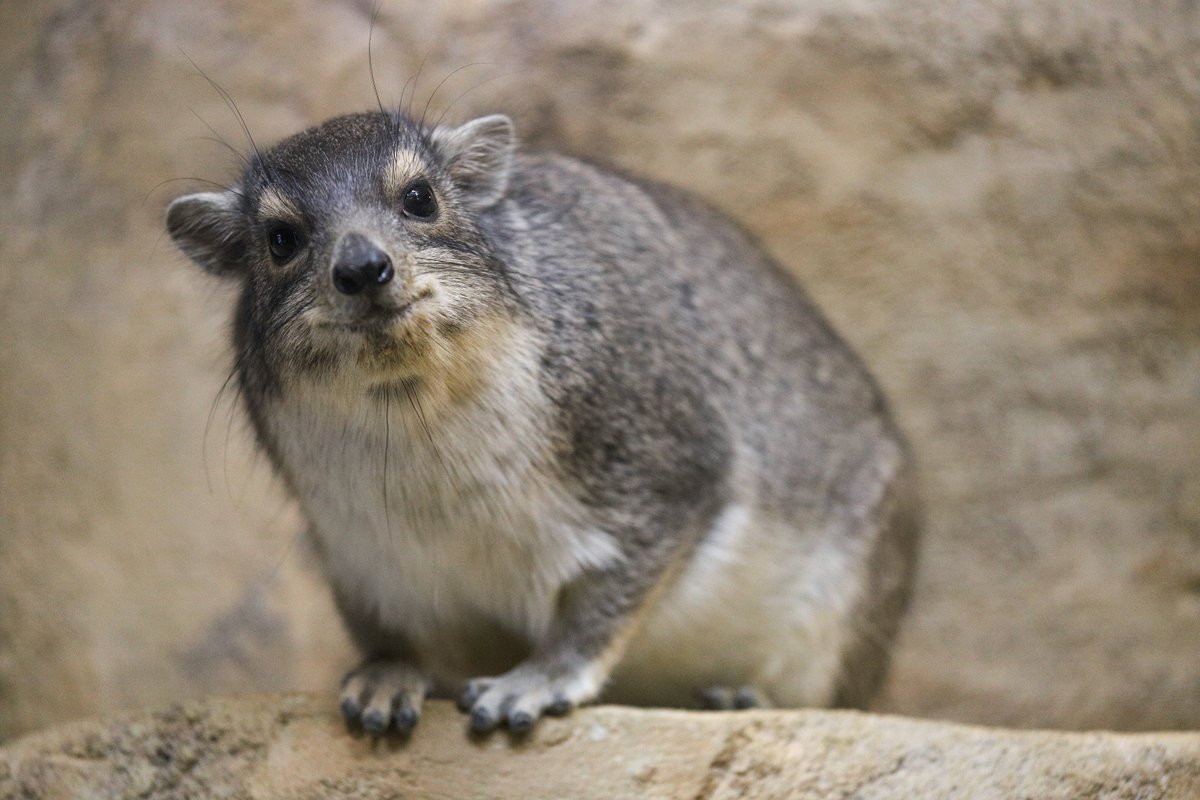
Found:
<box><xmin>2</xmin><ymin>694</ymin><xmax>1198</xmax><ymax>799</ymax></box>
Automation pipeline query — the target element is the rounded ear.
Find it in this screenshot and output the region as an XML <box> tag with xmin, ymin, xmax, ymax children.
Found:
<box><xmin>430</xmin><ymin>114</ymin><xmax>516</xmax><ymax>209</ymax></box>
<box><xmin>166</xmin><ymin>191</ymin><xmax>248</xmax><ymax>277</ymax></box>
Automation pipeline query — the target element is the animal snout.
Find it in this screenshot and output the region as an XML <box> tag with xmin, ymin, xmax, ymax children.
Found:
<box><xmin>332</xmin><ymin>232</ymin><xmax>394</xmax><ymax>295</ymax></box>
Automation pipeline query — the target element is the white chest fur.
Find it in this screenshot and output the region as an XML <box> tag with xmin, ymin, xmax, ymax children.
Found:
<box><xmin>264</xmin><ymin>345</ymin><xmax>619</xmax><ymax>660</ymax></box>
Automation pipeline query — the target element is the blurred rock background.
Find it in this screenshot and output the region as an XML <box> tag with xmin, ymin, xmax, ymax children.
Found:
<box><xmin>1</xmin><ymin>0</ymin><xmax>1197</xmax><ymax>740</ymax></box>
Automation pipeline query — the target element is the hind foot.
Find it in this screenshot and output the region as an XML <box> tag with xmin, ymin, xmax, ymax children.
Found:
<box><xmin>696</xmin><ymin>685</ymin><xmax>770</xmax><ymax>710</ymax></box>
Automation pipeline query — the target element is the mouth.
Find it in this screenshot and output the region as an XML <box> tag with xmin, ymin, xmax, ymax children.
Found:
<box><xmin>317</xmin><ymin>289</ymin><xmax>433</xmax><ymax>334</ymax></box>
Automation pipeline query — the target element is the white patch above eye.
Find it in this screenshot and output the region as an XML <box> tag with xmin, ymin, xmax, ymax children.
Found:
<box><xmin>257</xmin><ymin>187</ymin><xmax>302</xmax><ymax>223</ymax></box>
<box><xmin>384</xmin><ymin>148</ymin><xmax>427</xmax><ymax>197</ymax></box>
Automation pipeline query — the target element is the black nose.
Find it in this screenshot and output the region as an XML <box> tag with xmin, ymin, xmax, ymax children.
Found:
<box><xmin>332</xmin><ymin>233</ymin><xmax>394</xmax><ymax>295</ymax></box>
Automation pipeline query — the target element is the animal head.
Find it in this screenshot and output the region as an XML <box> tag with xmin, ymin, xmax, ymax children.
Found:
<box><xmin>167</xmin><ymin>112</ymin><xmax>519</xmax><ymax>393</ymax></box>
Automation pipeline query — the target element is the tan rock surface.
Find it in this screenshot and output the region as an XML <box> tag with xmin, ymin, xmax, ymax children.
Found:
<box><xmin>3</xmin><ymin>695</ymin><xmax>1200</xmax><ymax>800</ymax></box>
<box><xmin>1</xmin><ymin>0</ymin><xmax>1198</xmax><ymax>739</ymax></box>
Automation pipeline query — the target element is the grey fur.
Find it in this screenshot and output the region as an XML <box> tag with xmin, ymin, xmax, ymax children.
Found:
<box><xmin>167</xmin><ymin>111</ymin><xmax>919</xmax><ymax>733</ymax></box>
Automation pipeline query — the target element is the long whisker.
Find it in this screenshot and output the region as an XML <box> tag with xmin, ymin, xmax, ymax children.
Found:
<box><xmin>187</xmin><ymin>107</ymin><xmax>251</xmax><ymax>169</ymax></box>
<box><xmin>368</xmin><ymin>1</ymin><xmax>386</xmax><ymax>117</ymax></box>
<box><xmin>142</xmin><ymin>176</ymin><xmax>243</xmax><ymax>208</ymax></box>
<box><xmin>223</xmin><ymin>372</ymin><xmax>245</xmax><ymax>503</ymax></box>
<box><xmin>383</xmin><ymin>387</ymin><xmax>395</xmax><ymax>547</ymax></box>
<box><xmin>432</xmin><ymin>69</ymin><xmax>528</xmax><ymax>129</ymax></box>
<box><xmin>180</xmin><ymin>49</ymin><xmax>265</xmax><ymax>170</ymax></box>
<box><xmin>401</xmin><ymin>49</ymin><xmax>433</xmax><ymax>120</ymax></box>
<box><xmin>419</xmin><ymin>62</ymin><xmax>495</xmax><ymax>130</ymax></box>
<box><xmin>402</xmin><ymin>378</ymin><xmax>450</xmax><ymax>483</ymax></box>
<box><xmin>204</xmin><ymin>354</ymin><xmax>245</xmax><ymax>494</ymax></box>
<box><xmin>268</xmin><ymin>525</ymin><xmax>308</xmax><ymax>584</ymax></box>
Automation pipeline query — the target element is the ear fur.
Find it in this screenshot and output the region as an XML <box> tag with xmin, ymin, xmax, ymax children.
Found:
<box><xmin>430</xmin><ymin>114</ymin><xmax>516</xmax><ymax>209</ymax></box>
<box><xmin>166</xmin><ymin>191</ymin><xmax>248</xmax><ymax>277</ymax></box>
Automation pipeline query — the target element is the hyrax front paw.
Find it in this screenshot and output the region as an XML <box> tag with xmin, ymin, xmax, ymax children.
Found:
<box><xmin>339</xmin><ymin>659</ymin><xmax>428</xmax><ymax>735</ymax></box>
<box><xmin>457</xmin><ymin>661</ymin><xmax>601</xmax><ymax>734</ymax></box>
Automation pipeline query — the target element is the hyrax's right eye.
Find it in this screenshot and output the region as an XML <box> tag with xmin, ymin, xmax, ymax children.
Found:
<box><xmin>266</xmin><ymin>223</ymin><xmax>302</xmax><ymax>264</ymax></box>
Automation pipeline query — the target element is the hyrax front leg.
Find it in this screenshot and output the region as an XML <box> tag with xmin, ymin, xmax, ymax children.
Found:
<box><xmin>331</xmin><ymin>584</ymin><xmax>429</xmax><ymax>735</ymax></box>
<box><xmin>459</xmin><ymin>561</ymin><xmax>666</xmax><ymax>734</ymax></box>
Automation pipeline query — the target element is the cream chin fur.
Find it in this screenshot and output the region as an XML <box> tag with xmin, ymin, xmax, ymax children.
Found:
<box><xmin>265</xmin><ymin>318</ymin><xmax>621</xmax><ymax>672</ymax></box>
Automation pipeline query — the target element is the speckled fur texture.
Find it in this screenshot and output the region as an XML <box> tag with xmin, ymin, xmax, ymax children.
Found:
<box><xmin>166</xmin><ymin>110</ymin><xmax>918</xmax><ymax>734</ymax></box>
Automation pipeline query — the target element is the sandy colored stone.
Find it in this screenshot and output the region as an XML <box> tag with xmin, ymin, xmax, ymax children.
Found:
<box><xmin>3</xmin><ymin>695</ymin><xmax>1200</xmax><ymax>800</ymax></box>
<box><xmin>1</xmin><ymin>0</ymin><xmax>1198</xmax><ymax>740</ymax></box>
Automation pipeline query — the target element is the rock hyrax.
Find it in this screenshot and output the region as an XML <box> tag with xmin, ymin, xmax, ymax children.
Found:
<box><xmin>167</xmin><ymin>110</ymin><xmax>919</xmax><ymax>734</ymax></box>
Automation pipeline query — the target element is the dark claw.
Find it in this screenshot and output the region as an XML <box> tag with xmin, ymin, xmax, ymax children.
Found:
<box><xmin>340</xmin><ymin>696</ymin><xmax>362</xmax><ymax>723</ymax></box>
<box><xmin>470</xmin><ymin>706</ymin><xmax>498</xmax><ymax>733</ymax></box>
<box><xmin>734</xmin><ymin>688</ymin><xmax>759</xmax><ymax>709</ymax></box>
<box><xmin>546</xmin><ymin>694</ymin><xmax>572</xmax><ymax>716</ymax></box>
<box><xmin>697</xmin><ymin>687</ymin><xmax>728</xmax><ymax>710</ymax></box>
<box><xmin>362</xmin><ymin>708</ymin><xmax>389</xmax><ymax>735</ymax></box>
<box><xmin>508</xmin><ymin>710</ymin><xmax>534</xmax><ymax>733</ymax></box>
<box><xmin>394</xmin><ymin>706</ymin><xmax>419</xmax><ymax>732</ymax></box>
<box><xmin>457</xmin><ymin>686</ymin><xmax>480</xmax><ymax>712</ymax></box>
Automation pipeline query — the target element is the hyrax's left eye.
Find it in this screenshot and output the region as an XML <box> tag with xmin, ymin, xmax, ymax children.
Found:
<box><xmin>401</xmin><ymin>181</ymin><xmax>437</xmax><ymax>219</ymax></box>
<box><xmin>266</xmin><ymin>223</ymin><xmax>303</xmax><ymax>264</ymax></box>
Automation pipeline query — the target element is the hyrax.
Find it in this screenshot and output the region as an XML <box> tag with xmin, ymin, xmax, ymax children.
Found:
<box><xmin>168</xmin><ymin>110</ymin><xmax>918</xmax><ymax>734</ymax></box>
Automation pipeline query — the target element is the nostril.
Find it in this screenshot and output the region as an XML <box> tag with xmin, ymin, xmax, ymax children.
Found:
<box><xmin>332</xmin><ymin>252</ymin><xmax>393</xmax><ymax>296</ymax></box>
<box><xmin>374</xmin><ymin>258</ymin><xmax>394</xmax><ymax>286</ymax></box>
<box><xmin>333</xmin><ymin>264</ymin><xmax>366</xmax><ymax>295</ymax></box>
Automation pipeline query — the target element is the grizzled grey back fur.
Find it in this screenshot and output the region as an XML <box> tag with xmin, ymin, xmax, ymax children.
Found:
<box><xmin>168</xmin><ymin>110</ymin><xmax>918</xmax><ymax>732</ymax></box>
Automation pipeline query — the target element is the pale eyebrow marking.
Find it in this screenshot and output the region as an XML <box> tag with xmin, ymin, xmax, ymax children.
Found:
<box><xmin>384</xmin><ymin>147</ymin><xmax>425</xmax><ymax>196</ymax></box>
<box><xmin>257</xmin><ymin>186</ymin><xmax>302</xmax><ymax>222</ymax></box>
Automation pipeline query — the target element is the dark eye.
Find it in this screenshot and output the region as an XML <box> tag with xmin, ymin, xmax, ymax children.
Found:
<box><xmin>401</xmin><ymin>181</ymin><xmax>437</xmax><ymax>219</ymax></box>
<box><xmin>266</xmin><ymin>223</ymin><xmax>302</xmax><ymax>264</ymax></box>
